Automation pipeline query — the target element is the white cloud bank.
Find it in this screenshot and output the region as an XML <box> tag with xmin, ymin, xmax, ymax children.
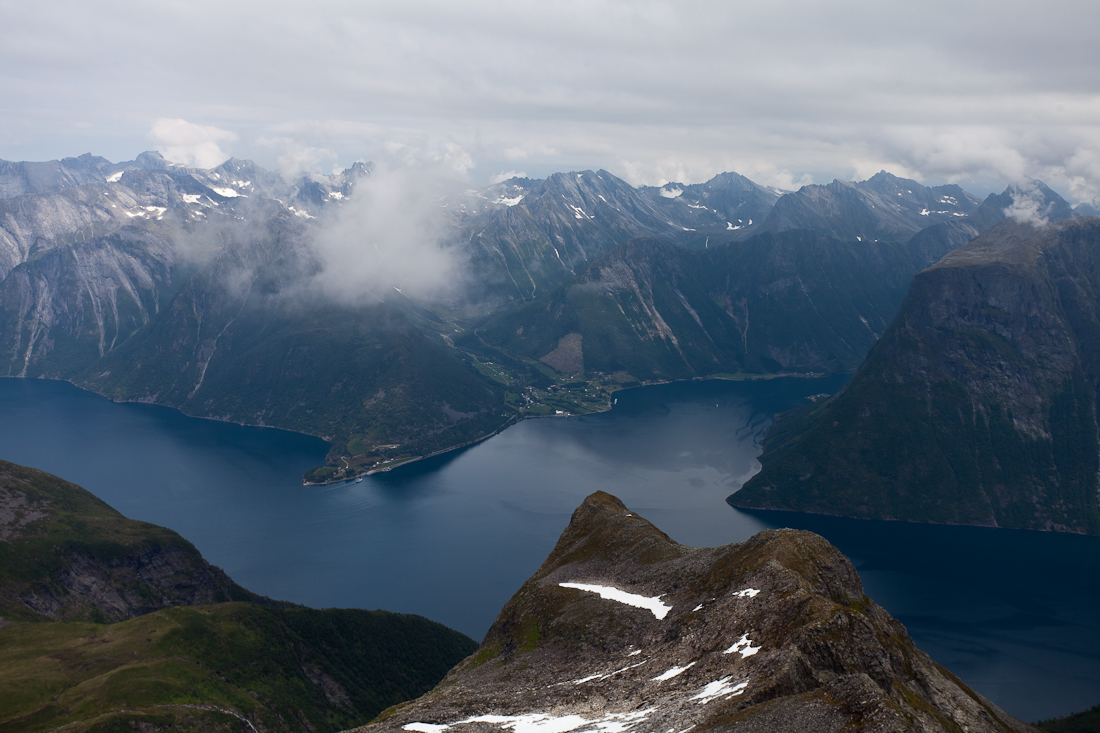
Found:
<box><xmin>148</xmin><ymin>118</ymin><xmax>236</xmax><ymax>169</ymax></box>
<box><xmin>1003</xmin><ymin>180</ymin><xmax>1055</xmax><ymax>226</ymax></box>
<box><xmin>306</xmin><ymin>147</ymin><xmax>472</xmax><ymax>303</ymax></box>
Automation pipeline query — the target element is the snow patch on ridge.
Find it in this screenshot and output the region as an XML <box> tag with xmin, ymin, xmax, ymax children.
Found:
<box><xmin>652</xmin><ymin>662</ymin><xmax>695</xmax><ymax>681</ymax></box>
<box><xmin>558</xmin><ymin>583</ymin><xmax>671</xmax><ymax>619</ymax></box>
<box><xmin>690</xmin><ymin>678</ymin><xmax>748</xmax><ymax>704</ymax></box>
<box><xmin>404</xmin><ymin>709</ymin><xmax>656</xmax><ymax>733</ymax></box>
<box><xmin>723</xmin><ymin>634</ymin><xmax>760</xmax><ymax>658</ymax></box>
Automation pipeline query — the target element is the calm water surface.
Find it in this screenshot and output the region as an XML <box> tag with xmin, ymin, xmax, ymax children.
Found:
<box><xmin>0</xmin><ymin>376</ymin><xmax>1095</xmax><ymax>721</ymax></box>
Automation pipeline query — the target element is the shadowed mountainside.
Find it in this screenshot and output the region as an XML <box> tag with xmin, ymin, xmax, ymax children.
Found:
<box><xmin>731</xmin><ymin>218</ymin><xmax>1100</xmax><ymax>535</ymax></box>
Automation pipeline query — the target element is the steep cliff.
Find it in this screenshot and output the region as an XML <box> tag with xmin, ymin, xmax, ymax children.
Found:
<box><xmin>732</xmin><ymin>218</ymin><xmax>1100</xmax><ymax>534</ymax></box>
<box><xmin>349</xmin><ymin>492</ymin><xmax>1035</xmax><ymax>733</ymax></box>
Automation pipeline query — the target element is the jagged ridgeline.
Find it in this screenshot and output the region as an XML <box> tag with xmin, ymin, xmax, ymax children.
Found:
<box><xmin>732</xmin><ymin>218</ymin><xmax>1100</xmax><ymax>535</ymax></box>
<box><xmin>0</xmin><ymin>460</ymin><xmax>478</xmax><ymax>732</ymax></box>
<box><xmin>465</xmin><ymin>174</ymin><xmax>1077</xmax><ymax>381</ymax></box>
<box><xmin>349</xmin><ymin>492</ymin><xmax>1036</xmax><ymax>733</ymax></box>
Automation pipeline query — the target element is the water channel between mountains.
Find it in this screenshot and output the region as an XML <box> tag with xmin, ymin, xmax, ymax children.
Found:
<box><xmin>0</xmin><ymin>375</ymin><xmax>1096</xmax><ymax>722</ymax></box>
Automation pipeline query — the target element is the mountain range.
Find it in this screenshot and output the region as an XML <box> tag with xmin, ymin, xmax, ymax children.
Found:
<box><xmin>0</xmin><ymin>149</ymin><xmax>1091</xmax><ymax>503</ymax></box>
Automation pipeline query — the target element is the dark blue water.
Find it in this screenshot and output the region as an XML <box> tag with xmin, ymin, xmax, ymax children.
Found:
<box><xmin>0</xmin><ymin>376</ymin><xmax>1096</xmax><ymax>722</ymax></box>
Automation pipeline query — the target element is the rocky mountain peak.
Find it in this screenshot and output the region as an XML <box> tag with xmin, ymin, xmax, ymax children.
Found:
<box><xmin>761</xmin><ymin>171</ymin><xmax>982</xmax><ymax>243</ymax></box>
<box><xmin>351</xmin><ymin>493</ymin><xmax>1034</xmax><ymax>733</ymax></box>
<box><xmin>966</xmin><ymin>179</ymin><xmax>1077</xmax><ymax>231</ymax></box>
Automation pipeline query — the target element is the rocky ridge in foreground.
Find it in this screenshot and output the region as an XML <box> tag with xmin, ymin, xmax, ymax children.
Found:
<box><xmin>350</xmin><ymin>492</ymin><xmax>1035</xmax><ymax>733</ymax></box>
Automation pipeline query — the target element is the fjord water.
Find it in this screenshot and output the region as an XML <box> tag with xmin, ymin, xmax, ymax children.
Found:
<box><xmin>0</xmin><ymin>378</ymin><xmax>1096</xmax><ymax>721</ymax></box>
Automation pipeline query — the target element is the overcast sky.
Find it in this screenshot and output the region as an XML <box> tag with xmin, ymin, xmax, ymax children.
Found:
<box><xmin>2</xmin><ymin>0</ymin><xmax>1098</xmax><ymax>200</ymax></box>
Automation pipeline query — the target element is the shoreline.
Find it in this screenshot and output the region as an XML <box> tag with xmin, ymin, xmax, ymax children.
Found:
<box><xmin>2</xmin><ymin>371</ymin><xmax>834</xmax><ymax>488</ymax></box>
<box><xmin>305</xmin><ymin>370</ymin><xmax>833</xmax><ymax>486</ymax></box>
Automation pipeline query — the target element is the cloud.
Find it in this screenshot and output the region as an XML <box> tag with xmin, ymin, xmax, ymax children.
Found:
<box><xmin>305</xmin><ymin>149</ymin><xmax>472</xmax><ymax>304</ymax></box>
<box><xmin>4</xmin><ymin>2</ymin><xmax>1099</xmax><ymax>200</ymax></box>
<box><xmin>1003</xmin><ymin>180</ymin><xmax>1053</xmax><ymax>226</ymax></box>
<box><xmin>148</xmin><ymin>118</ymin><xmax>235</xmax><ymax>169</ymax></box>
<box><xmin>490</xmin><ymin>170</ymin><xmax>527</xmax><ymax>183</ymax></box>
<box><xmin>256</xmin><ymin>136</ymin><xmax>338</xmax><ymax>180</ymax></box>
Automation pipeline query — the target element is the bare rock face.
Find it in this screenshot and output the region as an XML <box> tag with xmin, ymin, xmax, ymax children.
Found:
<box><xmin>349</xmin><ymin>492</ymin><xmax>1035</xmax><ymax>733</ymax></box>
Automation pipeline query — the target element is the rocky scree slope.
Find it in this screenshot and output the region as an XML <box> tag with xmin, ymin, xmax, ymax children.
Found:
<box><xmin>732</xmin><ymin>218</ymin><xmax>1100</xmax><ymax>534</ymax></box>
<box><xmin>351</xmin><ymin>492</ymin><xmax>1034</xmax><ymax>733</ymax></box>
<box><xmin>0</xmin><ymin>459</ymin><xmax>270</xmax><ymax>623</ymax></box>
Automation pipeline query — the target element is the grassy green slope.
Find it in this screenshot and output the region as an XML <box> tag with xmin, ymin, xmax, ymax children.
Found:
<box><xmin>0</xmin><ymin>459</ymin><xmax>479</xmax><ymax>731</ymax></box>
<box><xmin>0</xmin><ymin>603</ymin><xmax>478</xmax><ymax>733</ymax></box>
